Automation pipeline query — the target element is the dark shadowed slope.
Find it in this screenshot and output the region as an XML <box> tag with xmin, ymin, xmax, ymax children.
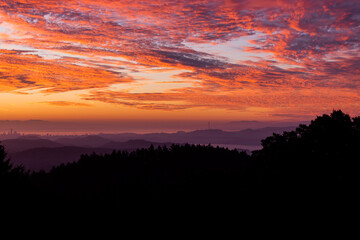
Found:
<box><xmin>10</xmin><ymin>146</ymin><xmax>114</xmax><ymax>172</ymax></box>
<box><xmin>1</xmin><ymin>138</ymin><xmax>63</xmax><ymax>153</ymax></box>
<box><xmin>28</xmin><ymin>110</ymin><xmax>359</xmax><ymax>211</ymax></box>
<box><xmin>102</xmin><ymin>139</ymin><xmax>174</xmax><ymax>150</ymax></box>
<box><xmin>8</xmin><ymin>140</ymin><xmax>174</xmax><ymax>172</ymax></box>
<box><xmin>53</xmin><ymin>135</ymin><xmax>112</xmax><ymax>148</ymax></box>
<box><xmin>31</xmin><ymin>144</ymin><xmax>251</xmax><ymax>207</ymax></box>
<box><xmin>1</xmin><ymin>110</ymin><xmax>358</xmax><ymax>217</ymax></box>
<box><xmin>99</xmin><ymin>126</ymin><xmax>297</xmax><ymax>145</ymax></box>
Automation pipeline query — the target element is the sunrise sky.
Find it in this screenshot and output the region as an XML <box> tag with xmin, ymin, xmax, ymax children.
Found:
<box><xmin>0</xmin><ymin>0</ymin><xmax>360</xmax><ymax>123</ymax></box>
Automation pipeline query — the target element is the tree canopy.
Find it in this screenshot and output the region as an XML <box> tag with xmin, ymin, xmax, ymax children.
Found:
<box><xmin>0</xmin><ymin>110</ymin><xmax>358</xmax><ymax>213</ymax></box>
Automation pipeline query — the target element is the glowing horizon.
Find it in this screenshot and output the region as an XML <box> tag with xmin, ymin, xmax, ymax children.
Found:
<box><xmin>1</xmin><ymin>0</ymin><xmax>360</xmax><ymax>122</ymax></box>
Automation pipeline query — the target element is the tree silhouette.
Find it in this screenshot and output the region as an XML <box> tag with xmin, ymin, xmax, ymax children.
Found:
<box><xmin>0</xmin><ymin>144</ymin><xmax>30</xmax><ymax>204</ymax></box>
<box><xmin>0</xmin><ymin>144</ymin><xmax>12</xmax><ymax>176</ymax></box>
<box><xmin>1</xmin><ymin>110</ymin><xmax>358</xmax><ymax>213</ymax></box>
<box><xmin>251</xmin><ymin>110</ymin><xmax>360</xmax><ymax>197</ymax></box>
<box><xmin>30</xmin><ymin>144</ymin><xmax>251</xmax><ymax>209</ymax></box>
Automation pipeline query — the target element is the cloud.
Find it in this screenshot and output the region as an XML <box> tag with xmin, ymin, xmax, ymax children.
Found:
<box><xmin>84</xmin><ymin>87</ymin><xmax>360</xmax><ymax>116</ymax></box>
<box><xmin>41</xmin><ymin>101</ymin><xmax>92</xmax><ymax>107</ymax></box>
<box><xmin>0</xmin><ymin>49</ymin><xmax>133</xmax><ymax>93</ymax></box>
<box><xmin>0</xmin><ymin>0</ymin><xmax>359</xmax><ymax>118</ymax></box>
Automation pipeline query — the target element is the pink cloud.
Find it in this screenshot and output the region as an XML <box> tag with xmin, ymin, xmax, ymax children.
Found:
<box><xmin>0</xmin><ymin>0</ymin><xmax>359</xmax><ymax>118</ymax></box>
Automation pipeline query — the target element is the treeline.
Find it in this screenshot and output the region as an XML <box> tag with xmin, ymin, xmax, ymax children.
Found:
<box><xmin>1</xmin><ymin>110</ymin><xmax>359</xmax><ymax>211</ymax></box>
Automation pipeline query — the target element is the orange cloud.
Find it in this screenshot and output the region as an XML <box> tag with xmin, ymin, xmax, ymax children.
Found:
<box><xmin>0</xmin><ymin>0</ymin><xmax>359</xmax><ymax>120</ymax></box>
<box><xmin>0</xmin><ymin>50</ymin><xmax>133</xmax><ymax>93</ymax></box>
<box><xmin>84</xmin><ymin>87</ymin><xmax>360</xmax><ymax>118</ymax></box>
<box><xmin>41</xmin><ymin>101</ymin><xmax>92</xmax><ymax>107</ymax></box>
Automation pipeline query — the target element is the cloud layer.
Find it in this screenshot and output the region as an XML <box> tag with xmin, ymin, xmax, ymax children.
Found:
<box><xmin>0</xmin><ymin>0</ymin><xmax>360</xmax><ymax>119</ymax></box>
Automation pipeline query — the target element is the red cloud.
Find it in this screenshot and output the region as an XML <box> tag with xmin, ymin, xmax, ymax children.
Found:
<box><xmin>0</xmin><ymin>50</ymin><xmax>133</xmax><ymax>93</ymax></box>
<box><xmin>0</xmin><ymin>0</ymin><xmax>359</xmax><ymax>118</ymax></box>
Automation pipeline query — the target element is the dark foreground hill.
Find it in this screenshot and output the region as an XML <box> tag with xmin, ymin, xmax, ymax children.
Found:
<box><xmin>1</xmin><ymin>138</ymin><xmax>63</xmax><ymax>153</ymax></box>
<box><xmin>9</xmin><ymin>147</ymin><xmax>114</xmax><ymax>172</ymax></box>
<box><xmin>1</xmin><ymin>110</ymin><xmax>359</xmax><ymax>215</ymax></box>
<box><xmin>6</xmin><ymin>139</ymin><xmax>174</xmax><ymax>172</ymax></box>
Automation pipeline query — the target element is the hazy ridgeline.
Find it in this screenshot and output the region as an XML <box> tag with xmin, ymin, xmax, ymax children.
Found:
<box><xmin>1</xmin><ymin>110</ymin><xmax>358</xmax><ymax>213</ymax></box>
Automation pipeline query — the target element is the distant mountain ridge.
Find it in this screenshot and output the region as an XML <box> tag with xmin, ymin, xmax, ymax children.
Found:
<box><xmin>54</xmin><ymin>135</ymin><xmax>112</xmax><ymax>148</ymax></box>
<box><xmin>98</xmin><ymin>126</ymin><xmax>297</xmax><ymax>145</ymax></box>
<box><xmin>1</xmin><ymin>138</ymin><xmax>63</xmax><ymax>153</ymax></box>
<box><xmin>3</xmin><ymin>126</ymin><xmax>297</xmax><ymax>171</ymax></box>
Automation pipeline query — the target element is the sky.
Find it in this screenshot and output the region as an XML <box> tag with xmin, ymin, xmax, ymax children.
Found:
<box><xmin>0</xmin><ymin>0</ymin><xmax>360</xmax><ymax>124</ymax></box>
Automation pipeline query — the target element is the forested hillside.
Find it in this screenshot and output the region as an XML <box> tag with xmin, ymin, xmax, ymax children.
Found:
<box><xmin>1</xmin><ymin>110</ymin><xmax>358</xmax><ymax>212</ymax></box>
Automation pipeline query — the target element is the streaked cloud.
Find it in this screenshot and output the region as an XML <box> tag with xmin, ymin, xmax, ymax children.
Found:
<box><xmin>0</xmin><ymin>0</ymin><xmax>359</xmax><ymax>119</ymax></box>
<box><xmin>41</xmin><ymin>101</ymin><xmax>92</xmax><ymax>107</ymax></box>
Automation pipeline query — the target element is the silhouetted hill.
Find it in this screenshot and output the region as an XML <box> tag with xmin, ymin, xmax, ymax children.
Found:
<box><xmin>30</xmin><ymin>144</ymin><xmax>251</xmax><ymax>208</ymax></box>
<box><xmin>0</xmin><ymin>125</ymin><xmax>307</xmax><ymax>173</ymax></box>
<box><xmin>7</xmin><ymin>139</ymin><xmax>174</xmax><ymax>171</ymax></box>
<box><xmin>54</xmin><ymin>135</ymin><xmax>112</xmax><ymax>148</ymax></box>
<box><xmin>0</xmin><ymin>110</ymin><xmax>358</xmax><ymax>215</ymax></box>
<box><xmin>99</xmin><ymin>126</ymin><xmax>297</xmax><ymax>145</ymax></box>
<box><xmin>102</xmin><ymin>139</ymin><xmax>174</xmax><ymax>150</ymax></box>
<box><xmin>10</xmin><ymin>146</ymin><xmax>114</xmax><ymax>172</ymax></box>
<box><xmin>17</xmin><ymin>135</ymin><xmax>42</xmax><ymax>140</ymax></box>
<box><xmin>1</xmin><ymin>138</ymin><xmax>63</xmax><ymax>153</ymax></box>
